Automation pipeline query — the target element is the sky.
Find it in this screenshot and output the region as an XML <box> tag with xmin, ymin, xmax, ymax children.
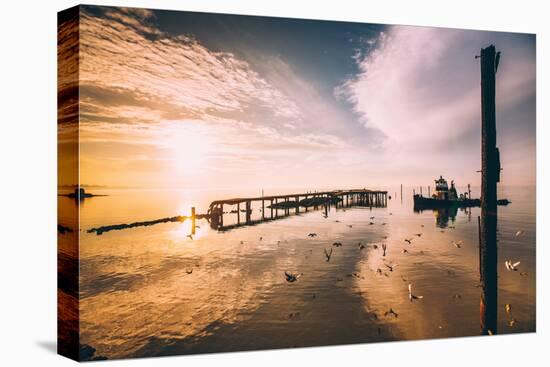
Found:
<box><xmin>61</xmin><ymin>6</ymin><xmax>536</xmax><ymax>190</ymax></box>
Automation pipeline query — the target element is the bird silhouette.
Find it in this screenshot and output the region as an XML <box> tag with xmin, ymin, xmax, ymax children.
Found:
<box><xmin>308</xmin><ymin>233</ymin><xmax>317</xmax><ymax>237</ymax></box>
<box><xmin>186</xmin><ymin>234</ymin><xmax>193</xmax><ymax>240</ymax></box>
<box><xmin>408</xmin><ymin>283</ymin><xmax>423</xmax><ymax>302</ymax></box>
<box><xmin>284</xmin><ymin>271</ymin><xmax>302</xmax><ymax>282</ymax></box>
<box><xmin>384</xmin><ymin>308</ymin><xmax>399</xmax><ymax>318</ymax></box>
<box><xmin>515</xmin><ymin>230</ymin><xmax>523</xmax><ymax>237</ymax></box>
<box><xmin>382</xmin><ymin>243</ymin><xmax>387</xmax><ymax>256</ymax></box>
<box><xmin>384</xmin><ymin>263</ymin><xmax>397</xmax><ymax>272</ymax></box>
<box><xmin>324</xmin><ymin>248</ymin><xmax>333</xmax><ymax>262</ymax></box>
<box><xmin>404</xmin><ymin>238</ymin><xmax>412</xmax><ymax>244</ymax></box>
<box><xmin>186</xmin><ymin>269</ymin><xmax>193</xmax><ymax>274</ymax></box>
<box><xmin>332</xmin><ymin>242</ymin><xmax>343</xmax><ymax>247</ymax></box>
<box><xmin>505</xmin><ymin>260</ymin><xmax>521</xmax><ymax>271</ymax></box>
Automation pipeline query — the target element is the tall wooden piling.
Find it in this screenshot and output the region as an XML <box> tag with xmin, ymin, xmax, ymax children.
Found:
<box><xmin>478</xmin><ymin>44</ymin><xmax>499</xmax><ymax>335</ymax></box>
<box><xmin>191</xmin><ymin>207</ymin><xmax>196</xmax><ymax>235</ymax></box>
<box><xmin>237</xmin><ymin>202</ymin><xmax>241</xmax><ymax>224</ymax></box>
<box><xmin>246</xmin><ymin>201</ymin><xmax>251</xmax><ymax>224</ymax></box>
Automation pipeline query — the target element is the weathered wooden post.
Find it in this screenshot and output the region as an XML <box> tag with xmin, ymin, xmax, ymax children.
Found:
<box><xmin>295</xmin><ymin>195</ymin><xmax>300</xmax><ymax>214</ymax></box>
<box><xmin>478</xmin><ymin>44</ymin><xmax>499</xmax><ymax>336</ymax></box>
<box><xmin>191</xmin><ymin>207</ymin><xmax>196</xmax><ymax>235</ymax></box>
<box><xmin>400</xmin><ymin>184</ymin><xmax>403</xmax><ymax>201</ymax></box>
<box><xmin>237</xmin><ymin>202</ymin><xmax>241</xmax><ymax>225</ymax></box>
<box><xmin>270</xmin><ymin>199</ymin><xmax>273</xmax><ymax>219</ymax></box>
<box><xmin>246</xmin><ymin>200</ymin><xmax>251</xmax><ymax>224</ymax></box>
<box><xmin>262</xmin><ymin>199</ymin><xmax>265</xmax><ymax>220</ymax></box>
<box><xmin>220</xmin><ymin>203</ymin><xmax>224</xmax><ymax>228</ymax></box>
<box><xmin>428</xmin><ymin>186</ymin><xmax>431</xmax><ymax>197</ymax></box>
<box><xmin>420</xmin><ymin>186</ymin><xmax>423</xmax><ymax>197</ymax></box>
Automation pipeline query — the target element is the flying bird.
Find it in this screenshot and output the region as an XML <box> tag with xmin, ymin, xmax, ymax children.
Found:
<box><xmin>308</xmin><ymin>233</ymin><xmax>317</xmax><ymax>237</ymax></box>
<box><xmin>332</xmin><ymin>242</ymin><xmax>343</xmax><ymax>247</ymax></box>
<box><xmin>408</xmin><ymin>283</ymin><xmax>423</xmax><ymax>302</ymax></box>
<box><xmin>382</xmin><ymin>243</ymin><xmax>387</xmax><ymax>257</ymax></box>
<box><xmin>384</xmin><ymin>308</ymin><xmax>399</xmax><ymax>318</ymax></box>
<box><xmin>324</xmin><ymin>248</ymin><xmax>333</xmax><ymax>262</ymax></box>
<box><xmin>414</xmin><ymin>233</ymin><xmax>422</xmax><ymax>237</ymax></box>
<box><xmin>186</xmin><ymin>234</ymin><xmax>193</xmax><ymax>240</ymax></box>
<box><xmin>404</xmin><ymin>238</ymin><xmax>412</xmax><ymax>244</ymax></box>
<box><xmin>384</xmin><ymin>263</ymin><xmax>397</xmax><ymax>272</ymax></box>
<box><xmin>505</xmin><ymin>260</ymin><xmax>521</xmax><ymax>271</ymax></box>
<box><xmin>515</xmin><ymin>230</ymin><xmax>523</xmax><ymax>237</ymax></box>
<box><xmin>452</xmin><ymin>240</ymin><xmax>463</xmax><ymax>248</ymax></box>
<box><xmin>284</xmin><ymin>271</ymin><xmax>302</xmax><ymax>282</ymax></box>
<box><xmin>186</xmin><ymin>269</ymin><xmax>193</xmax><ymax>274</ymax></box>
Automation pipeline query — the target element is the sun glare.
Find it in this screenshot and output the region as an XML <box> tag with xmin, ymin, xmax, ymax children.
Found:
<box><xmin>164</xmin><ymin>123</ymin><xmax>211</xmax><ymax>178</ymax></box>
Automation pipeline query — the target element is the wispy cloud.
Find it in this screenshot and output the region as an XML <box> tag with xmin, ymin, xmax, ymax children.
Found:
<box><xmin>72</xmin><ymin>7</ymin><xmax>535</xmax><ymax>188</ymax></box>
<box><xmin>336</xmin><ymin>26</ymin><xmax>536</xmax><ymax>185</ymax></box>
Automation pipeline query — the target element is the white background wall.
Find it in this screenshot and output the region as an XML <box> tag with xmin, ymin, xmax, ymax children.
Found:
<box><xmin>0</xmin><ymin>0</ymin><xmax>548</xmax><ymax>365</ymax></box>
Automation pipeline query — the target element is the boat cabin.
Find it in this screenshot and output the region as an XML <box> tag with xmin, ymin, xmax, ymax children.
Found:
<box><xmin>433</xmin><ymin>176</ymin><xmax>458</xmax><ymax>201</ymax></box>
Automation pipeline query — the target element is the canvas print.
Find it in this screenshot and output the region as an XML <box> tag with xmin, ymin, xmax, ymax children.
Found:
<box><xmin>58</xmin><ymin>5</ymin><xmax>536</xmax><ymax>361</ymax></box>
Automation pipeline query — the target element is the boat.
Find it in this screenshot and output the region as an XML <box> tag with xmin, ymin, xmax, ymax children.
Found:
<box><xmin>413</xmin><ymin>176</ymin><xmax>510</xmax><ymax>209</ymax></box>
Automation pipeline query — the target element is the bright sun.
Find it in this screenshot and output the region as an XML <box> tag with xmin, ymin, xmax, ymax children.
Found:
<box><xmin>164</xmin><ymin>122</ymin><xmax>211</xmax><ymax>178</ymax></box>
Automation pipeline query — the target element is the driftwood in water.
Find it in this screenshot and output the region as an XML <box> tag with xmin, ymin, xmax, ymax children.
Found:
<box><xmin>58</xmin><ymin>224</ymin><xmax>73</xmax><ymax>234</ymax></box>
<box><xmin>87</xmin><ymin>213</ymin><xmax>209</xmax><ymax>235</ymax></box>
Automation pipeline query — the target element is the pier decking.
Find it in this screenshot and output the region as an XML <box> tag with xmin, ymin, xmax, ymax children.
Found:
<box><xmin>208</xmin><ymin>189</ymin><xmax>388</xmax><ymax>230</ymax></box>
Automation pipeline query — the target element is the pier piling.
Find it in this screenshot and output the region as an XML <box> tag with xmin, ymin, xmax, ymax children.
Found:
<box><xmin>191</xmin><ymin>207</ymin><xmax>196</xmax><ymax>235</ymax></box>
<box><xmin>478</xmin><ymin>44</ymin><xmax>499</xmax><ymax>335</ymax></box>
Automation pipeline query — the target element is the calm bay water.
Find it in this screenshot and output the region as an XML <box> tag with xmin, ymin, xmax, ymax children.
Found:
<box><xmin>58</xmin><ymin>186</ymin><xmax>536</xmax><ymax>359</ymax></box>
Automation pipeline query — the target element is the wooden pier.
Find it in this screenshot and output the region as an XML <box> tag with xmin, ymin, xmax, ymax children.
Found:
<box><xmin>207</xmin><ymin>189</ymin><xmax>387</xmax><ymax>230</ymax></box>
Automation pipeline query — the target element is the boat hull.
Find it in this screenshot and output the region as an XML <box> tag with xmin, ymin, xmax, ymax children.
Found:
<box><xmin>413</xmin><ymin>195</ymin><xmax>510</xmax><ymax>210</ymax></box>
